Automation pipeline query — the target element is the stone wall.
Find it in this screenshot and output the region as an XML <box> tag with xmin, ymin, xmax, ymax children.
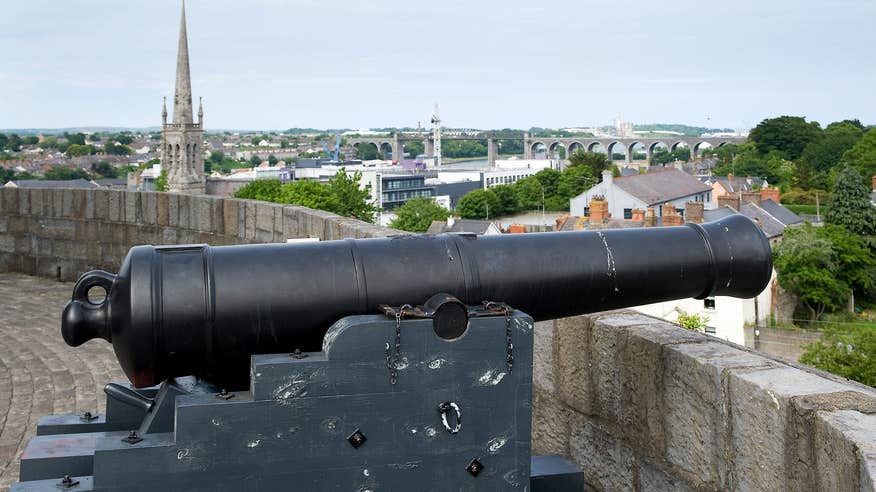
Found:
<box><xmin>533</xmin><ymin>311</ymin><xmax>876</xmax><ymax>491</ymax></box>
<box><xmin>749</xmin><ymin>326</ymin><xmax>824</xmax><ymax>362</ymax></box>
<box><xmin>0</xmin><ymin>187</ymin><xmax>399</xmax><ymax>281</ymax></box>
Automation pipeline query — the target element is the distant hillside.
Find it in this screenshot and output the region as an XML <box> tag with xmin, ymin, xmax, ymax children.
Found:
<box><xmin>633</xmin><ymin>124</ymin><xmax>736</xmax><ymax>137</ymax></box>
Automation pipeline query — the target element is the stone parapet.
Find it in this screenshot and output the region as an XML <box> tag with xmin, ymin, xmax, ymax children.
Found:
<box><xmin>533</xmin><ymin>311</ymin><xmax>876</xmax><ymax>491</ymax></box>
<box><xmin>0</xmin><ymin>187</ymin><xmax>403</xmax><ymax>281</ymax></box>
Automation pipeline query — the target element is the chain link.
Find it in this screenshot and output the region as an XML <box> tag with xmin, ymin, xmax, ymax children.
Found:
<box><xmin>504</xmin><ymin>308</ymin><xmax>513</xmax><ymax>373</ymax></box>
<box><xmin>385</xmin><ymin>305</ymin><xmax>410</xmax><ymax>385</ymax></box>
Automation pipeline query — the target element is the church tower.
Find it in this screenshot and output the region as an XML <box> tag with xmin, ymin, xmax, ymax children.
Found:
<box><xmin>161</xmin><ymin>0</ymin><xmax>205</xmax><ymax>194</ymax></box>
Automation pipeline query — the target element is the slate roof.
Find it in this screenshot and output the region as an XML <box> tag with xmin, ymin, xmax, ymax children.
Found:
<box><xmin>613</xmin><ymin>169</ymin><xmax>712</xmax><ymax>205</ymax></box>
<box><xmin>759</xmin><ymin>199</ymin><xmax>803</xmax><ymax>226</ymax></box>
<box><xmin>703</xmin><ymin>199</ymin><xmax>801</xmax><ymax>239</ymax></box>
<box><xmin>710</xmin><ymin>176</ymin><xmax>767</xmax><ymax>193</ymax></box>
<box><xmin>6</xmin><ymin>179</ymin><xmax>99</xmax><ymax>189</ymax></box>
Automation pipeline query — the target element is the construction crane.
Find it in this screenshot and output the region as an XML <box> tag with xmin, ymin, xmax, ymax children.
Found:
<box><xmin>430</xmin><ymin>104</ymin><xmax>442</xmax><ymax>167</ymax></box>
<box><xmin>321</xmin><ymin>134</ymin><xmax>342</xmax><ymax>162</ymax></box>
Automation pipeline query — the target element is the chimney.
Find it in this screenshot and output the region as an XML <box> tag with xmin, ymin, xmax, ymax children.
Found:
<box><xmin>601</xmin><ymin>169</ymin><xmax>613</xmax><ymax>186</ymax></box>
<box><xmin>717</xmin><ymin>194</ymin><xmax>741</xmax><ymax>210</ymax></box>
<box><xmin>685</xmin><ymin>201</ymin><xmax>704</xmax><ymax>224</ymax></box>
<box><xmin>741</xmin><ymin>191</ymin><xmax>761</xmax><ymax>207</ymax></box>
<box><xmin>644</xmin><ymin>208</ymin><xmax>657</xmax><ymax>227</ymax></box>
<box><xmin>589</xmin><ymin>197</ymin><xmax>608</xmax><ymax>224</ymax></box>
<box><xmin>631</xmin><ymin>208</ymin><xmax>645</xmax><ymax>222</ymax></box>
<box><xmin>662</xmin><ymin>204</ymin><xmax>684</xmax><ymax>226</ymax></box>
<box><xmin>760</xmin><ymin>188</ymin><xmax>780</xmax><ymax>204</ymax></box>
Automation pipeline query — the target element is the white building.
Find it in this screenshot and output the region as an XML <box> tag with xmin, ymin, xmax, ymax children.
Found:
<box><xmin>633</xmin><ymin>270</ymin><xmax>776</xmax><ymax>345</ymax></box>
<box><xmin>570</xmin><ymin>169</ymin><xmax>713</xmax><ymax>220</ymax></box>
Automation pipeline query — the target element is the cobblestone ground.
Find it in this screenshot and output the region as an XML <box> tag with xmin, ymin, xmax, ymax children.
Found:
<box><xmin>0</xmin><ymin>274</ymin><xmax>124</xmax><ymax>491</ymax></box>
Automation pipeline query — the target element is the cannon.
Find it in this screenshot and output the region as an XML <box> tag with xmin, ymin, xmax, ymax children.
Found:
<box><xmin>14</xmin><ymin>215</ymin><xmax>772</xmax><ymax>491</ymax></box>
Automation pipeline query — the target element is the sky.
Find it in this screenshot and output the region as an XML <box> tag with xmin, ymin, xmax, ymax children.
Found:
<box><xmin>2</xmin><ymin>0</ymin><xmax>875</xmax><ymax>131</ymax></box>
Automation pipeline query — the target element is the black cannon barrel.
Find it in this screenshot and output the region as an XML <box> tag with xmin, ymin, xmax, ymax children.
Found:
<box><xmin>62</xmin><ymin>214</ymin><xmax>772</xmax><ymax>388</ymax></box>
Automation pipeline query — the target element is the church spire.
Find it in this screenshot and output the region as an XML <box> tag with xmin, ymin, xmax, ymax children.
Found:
<box><xmin>172</xmin><ymin>0</ymin><xmax>193</xmax><ymax>125</ymax></box>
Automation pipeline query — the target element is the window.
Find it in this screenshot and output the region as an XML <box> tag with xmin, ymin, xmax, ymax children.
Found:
<box><xmin>704</xmin><ymin>298</ymin><xmax>716</xmax><ymax>310</ymax></box>
<box><xmin>677</xmin><ymin>208</ymin><xmax>685</xmax><ymax>217</ymax></box>
<box><xmin>583</xmin><ymin>207</ymin><xmax>590</xmax><ymax>217</ymax></box>
<box><xmin>623</xmin><ymin>209</ymin><xmax>632</xmax><ymax>219</ymax></box>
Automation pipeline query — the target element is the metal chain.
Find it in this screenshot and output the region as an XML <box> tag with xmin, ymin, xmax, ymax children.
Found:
<box><xmin>504</xmin><ymin>308</ymin><xmax>513</xmax><ymax>373</ymax></box>
<box><xmin>385</xmin><ymin>305</ymin><xmax>410</xmax><ymax>385</ymax></box>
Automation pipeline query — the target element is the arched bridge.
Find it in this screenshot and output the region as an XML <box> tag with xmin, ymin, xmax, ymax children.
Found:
<box><xmin>346</xmin><ymin>133</ymin><xmax>747</xmax><ymax>166</ymax></box>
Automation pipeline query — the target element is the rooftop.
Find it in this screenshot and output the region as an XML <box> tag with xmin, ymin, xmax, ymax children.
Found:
<box><xmin>612</xmin><ymin>169</ymin><xmax>712</xmax><ymax>205</ymax></box>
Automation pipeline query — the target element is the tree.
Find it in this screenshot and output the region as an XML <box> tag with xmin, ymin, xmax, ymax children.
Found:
<box><xmin>280</xmin><ymin>179</ymin><xmax>340</xmax><ymax>212</ymax></box>
<box><xmin>490</xmin><ymin>185</ymin><xmax>520</xmax><ymax>216</ymax></box>
<box><xmin>38</xmin><ymin>136</ymin><xmax>59</xmax><ymax>149</ymax></box>
<box><xmin>825</xmin><ymin>166</ymin><xmax>876</xmax><ymax>237</ymax></box>
<box><xmin>91</xmin><ymin>161</ymin><xmax>118</xmax><ymax>178</ymax></box>
<box><xmin>22</xmin><ymin>136</ymin><xmax>39</xmax><ymax>145</ymax></box>
<box><xmin>4</xmin><ymin>134</ymin><xmax>22</xmax><ymax>151</ymax></box>
<box><xmin>249</xmin><ymin>154</ymin><xmax>263</xmax><ymax>166</ymax></box>
<box><xmin>457</xmin><ymin>189</ymin><xmax>501</xmax><ymax>219</ymax></box>
<box><xmin>104</xmin><ymin>143</ymin><xmax>133</xmax><ymax>155</ymax></box>
<box><xmin>840</xmin><ymin>127</ymin><xmax>876</xmax><ymax>186</ymax></box>
<box><xmin>356</xmin><ymin>144</ymin><xmax>380</xmax><ymax>160</ymax></box>
<box><xmin>44</xmin><ymin>167</ymin><xmax>91</xmax><ymax>180</ymax></box>
<box><xmin>65</xmin><ymin>144</ymin><xmax>93</xmax><ymax>158</ymax></box>
<box><xmin>817</xmin><ymin>225</ymin><xmax>876</xmax><ymax>307</ymax></box>
<box><xmin>568</xmin><ymin>151</ymin><xmax>609</xmax><ymax>176</ymax></box>
<box><xmin>67</xmin><ymin>133</ymin><xmax>86</xmax><ymax>146</ymax></box>
<box><xmin>251</xmin><ymin>136</ymin><xmax>261</xmax><ymax>146</ymax></box>
<box><xmin>749</xmin><ymin>116</ymin><xmax>823</xmax><ymax>160</ymax></box>
<box><xmin>799</xmin><ymin>122</ymin><xmax>863</xmax><ymax>188</ymax></box>
<box><xmin>800</xmin><ymin>326</ymin><xmax>876</xmax><ymax>387</ymax></box>
<box><xmin>234</xmin><ymin>179</ymin><xmax>283</xmax><ymax>202</ymax></box>
<box><xmin>556</xmin><ymin>165</ymin><xmax>597</xmax><ymax>204</ymax></box>
<box><xmin>389</xmin><ymin>197</ymin><xmax>449</xmax><ymax>232</ymax></box>
<box><xmin>773</xmin><ymin>224</ymin><xmax>850</xmax><ymax>320</ymax></box>
<box><xmin>268</xmin><ymin>154</ymin><xmax>279</xmax><ymax>166</ymax></box>
<box><xmin>327</xmin><ymin>169</ymin><xmax>378</xmax><ymax>222</ymax></box>
<box><xmin>154</xmin><ymin>170</ymin><xmax>168</xmax><ymax>192</ymax></box>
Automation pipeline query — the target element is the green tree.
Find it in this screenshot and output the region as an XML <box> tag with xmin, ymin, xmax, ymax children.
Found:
<box><xmin>491</xmin><ymin>185</ymin><xmax>520</xmax><ymax>216</ymax></box>
<box><xmin>267</xmin><ymin>154</ymin><xmax>279</xmax><ymax>166</ymax></box>
<box><xmin>4</xmin><ymin>134</ymin><xmax>22</xmax><ymax>151</ymax></box>
<box><xmin>327</xmin><ymin>169</ymin><xmax>378</xmax><ymax>222</ymax></box>
<box><xmin>104</xmin><ymin>143</ymin><xmax>133</xmax><ymax>155</ymax></box>
<box><xmin>234</xmin><ymin>179</ymin><xmax>283</xmax><ymax>202</ymax></box>
<box><xmin>568</xmin><ymin>151</ymin><xmax>609</xmax><ymax>175</ymax></box>
<box><xmin>280</xmin><ymin>179</ymin><xmax>340</xmax><ymax>212</ymax></box>
<box><xmin>825</xmin><ymin>166</ymin><xmax>876</xmax><ymax>237</ymax></box>
<box><xmin>389</xmin><ymin>197</ymin><xmax>449</xmax><ymax>232</ymax></box>
<box><xmin>556</xmin><ymin>165</ymin><xmax>597</xmax><ymax>203</ymax></box>
<box><xmin>249</xmin><ymin>154</ymin><xmax>263</xmax><ymax>166</ymax></box>
<box><xmin>840</xmin><ymin>127</ymin><xmax>876</xmax><ymax>186</ymax></box>
<box><xmin>91</xmin><ymin>161</ymin><xmax>118</xmax><ymax>178</ymax></box>
<box><xmin>800</xmin><ymin>326</ymin><xmax>876</xmax><ymax>387</ymax></box>
<box><xmin>44</xmin><ymin>167</ymin><xmax>91</xmax><ymax>180</ymax></box>
<box><xmin>749</xmin><ymin>116</ymin><xmax>823</xmax><ymax>160</ymax></box>
<box><xmin>514</xmin><ymin>176</ymin><xmax>545</xmax><ymax>211</ymax></box>
<box><xmin>773</xmin><ymin>224</ymin><xmax>850</xmax><ymax>320</ymax></box>
<box><xmin>22</xmin><ymin>136</ymin><xmax>39</xmax><ymax>145</ymax></box>
<box><xmin>817</xmin><ymin>225</ymin><xmax>876</xmax><ymax>307</ymax></box>
<box><xmin>251</xmin><ymin>136</ymin><xmax>261</xmax><ymax>146</ymax></box>
<box><xmin>404</xmin><ymin>140</ymin><xmax>425</xmax><ymax>158</ymax></box>
<box><xmin>798</xmin><ymin>122</ymin><xmax>863</xmax><ymax>188</ymax></box>
<box><xmin>154</xmin><ymin>170</ymin><xmax>168</xmax><ymax>192</ymax></box>
<box><xmin>67</xmin><ymin>133</ymin><xmax>87</xmax><ymax>146</ymax></box>
<box><xmin>356</xmin><ymin>144</ymin><xmax>380</xmax><ymax>160</ymax></box>
<box><xmin>38</xmin><ymin>136</ymin><xmax>59</xmax><ymax>149</ymax></box>
<box><xmin>65</xmin><ymin>144</ymin><xmax>93</xmax><ymax>158</ymax></box>
<box><xmin>457</xmin><ymin>189</ymin><xmax>501</xmax><ymax>219</ymax></box>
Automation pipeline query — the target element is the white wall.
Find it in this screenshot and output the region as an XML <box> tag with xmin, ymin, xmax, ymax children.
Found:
<box><xmin>633</xmin><ymin>270</ymin><xmax>775</xmax><ymax>345</ymax></box>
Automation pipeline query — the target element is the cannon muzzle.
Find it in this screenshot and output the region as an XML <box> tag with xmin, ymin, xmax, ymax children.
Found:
<box><xmin>62</xmin><ymin>214</ymin><xmax>772</xmax><ymax>387</ymax></box>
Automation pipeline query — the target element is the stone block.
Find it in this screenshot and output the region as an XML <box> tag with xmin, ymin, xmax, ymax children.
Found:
<box><xmin>815</xmin><ymin>410</ymin><xmax>876</xmax><ymax>491</ymax></box>
<box><xmin>70</xmin><ymin>189</ymin><xmax>86</xmax><ymax>218</ymax></box>
<box><xmin>91</xmin><ymin>189</ymin><xmax>109</xmax><ymax>221</ymax></box>
<box><xmin>8</xmin><ymin>216</ymin><xmax>28</xmax><ymax>234</ymax></box>
<box><xmin>161</xmin><ymin>227</ymin><xmax>179</xmax><ymax>244</ymax></box>
<box><xmin>34</xmin><ymin>237</ymin><xmax>53</xmax><ymax>257</ymax></box>
<box><xmin>107</xmin><ymin>190</ymin><xmax>123</xmax><ymax>223</ymax></box>
<box><xmin>243</xmin><ymin>201</ymin><xmax>256</xmax><ymax>240</ymax></box>
<box><xmin>222</xmin><ymin>199</ymin><xmax>240</xmax><ymax>237</ymax></box>
<box><xmin>18</xmin><ymin>187</ymin><xmax>30</xmax><ymax>215</ymax></box>
<box><xmin>60</xmin><ymin>189</ymin><xmax>76</xmax><ymax>217</ymax></box>
<box><xmin>37</xmin><ymin>218</ymin><xmax>75</xmax><ymax>240</ymax></box>
<box><xmin>28</xmin><ymin>189</ymin><xmax>44</xmax><ymax>216</ymax></box>
<box><xmin>555</xmin><ymin>314</ymin><xmax>594</xmax><ymax>415</ymax></box>
<box><xmin>254</xmin><ymin>202</ymin><xmax>276</xmax><ymax>238</ymax></box>
<box><xmin>167</xmin><ymin>193</ymin><xmax>180</xmax><ymax>227</ymax></box>
<box><xmin>140</xmin><ymin>192</ymin><xmax>157</xmax><ymax>225</ymax></box>
<box><xmin>0</xmin><ymin>188</ymin><xmax>18</xmax><ymax>214</ymax></box>
<box><xmin>281</xmin><ymin>206</ymin><xmax>299</xmax><ymax>239</ymax></box>
<box><xmin>272</xmin><ymin>207</ymin><xmax>285</xmax><ymax>242</ymax></box>
<box><xmin>0</xmin><ymin>234</ymin><xmax>15</xmax><ymax>252</ymax></box>
<box><xmin>194</xmin><ymin>196</ymin><xmax>214</xmax><ymax>232</ymax></box>
<box><xmin>533</xmin><ymin>320</ymin><xmax>557</xmax><ymax>393</ymax></box>
<box><xmin>155</xmin><ymin>192</ymin><xmax>169</xmax><ymax>226</ymax></box>
<box><xmin>124</xmin><ymin>191</ymin><xmax>140</xmax><ymax>224</ymax></box>
<box><xmin>568</xmin><ymin>416</ymin><xmax>636</xmax><ymax>492</ymax></box>
<box><xmin>176</xmin><ymin>194</ymin><xmax>191</xmax><ymax>229</ymax></box>
<box><xmin>638</xmin><ymin>459</ymin><xmax>694</xmax><ymax>492</ymax></box>
<box><xmin>662</xmin><ymin>341</ymin><xmax>777</xmax><ymax>488</ymax></box>
<box><xmin>728</xmin><ymin>367</ymin><xmax>867</xmax><ymax>491</ymax></box>
<box><xmin>532</xmin><ymin>387</ymin><xmax>573</xmax><ymax>457</ymax></box>
<box><xmin>51</xmin><ymin>189</ymin><xmax>64</xmax><ymax>217</ymax></box>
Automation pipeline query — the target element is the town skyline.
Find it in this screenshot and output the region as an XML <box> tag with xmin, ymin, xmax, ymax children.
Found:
<box><xmin>3</xmin><ymin>0</ymin><xmax>876</xmax><ymax>130</ymax></box>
